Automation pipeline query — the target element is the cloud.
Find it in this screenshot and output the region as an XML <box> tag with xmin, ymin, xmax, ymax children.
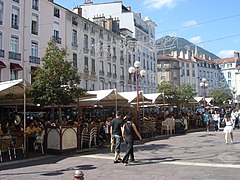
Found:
<box><xmin>143</xmin><ymin>0</ymin><xmax>179</xmax><ymax>9</ymax></box>
<box><xmin>218</xmin><ymin>50</ymin><xmax>236</xmax><ymax>58</ymax></box>
<box><xmin>182</xmin><ymin>20</ymin><xmax>198</xmax><ymax>28</ymax></box>
<box><xmin>189</xmin><ymin>36</ymin><xmax>202</xmax><ymax>44</ymax></box>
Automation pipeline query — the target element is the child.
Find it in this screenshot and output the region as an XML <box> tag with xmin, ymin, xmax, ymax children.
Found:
<box><xmin>223</xmin><ymin>114</ymin><xmax>234</xmax><ymax>145</ymax></box>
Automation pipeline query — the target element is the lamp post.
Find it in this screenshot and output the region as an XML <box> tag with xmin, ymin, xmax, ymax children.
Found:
<box><xmin>200</xmin><ymin>78</ymin><xmax>208</xmax><ymax>112</ymax></box>
<box><xmin>128</xmin><ymin>61</ymin><xmax>146</xmax><ymax>133</ymax></box>
<box><xmin>232</xmin><ymin>87</ymin><xmax>237</xmax><ymax>107</ymax></box>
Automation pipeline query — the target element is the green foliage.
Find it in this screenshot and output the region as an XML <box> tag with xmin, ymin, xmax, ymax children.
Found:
<box><xmin>27</xmin><ymin>40</ymin><xmax>85</xmax><ymax>106</ymax></box>
<box><xmin>209</xmin><ymin>88</ymin><xmax>232</xmax><ymax>104</ymax></box>
<box><xmin>158</xmin><ymin>82</ymin><xmax>197</xmax><ymax>106</ymax></box>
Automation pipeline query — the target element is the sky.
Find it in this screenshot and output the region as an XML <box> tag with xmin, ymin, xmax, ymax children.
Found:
<box><xmin>54</xmin><ymin>0</ymin><xmax>240</xmax><ymax>58</ymax></box>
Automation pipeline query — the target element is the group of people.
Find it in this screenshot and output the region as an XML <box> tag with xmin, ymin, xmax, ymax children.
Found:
<box><xmin>203</xmin><ymin>108</ymin><xmax>240</xmax><ymax>145</ymax></box>
<box><xmin>110</xmin><ymin>111</ymin><xmax>142</xmax><ymax>166</ymax></box>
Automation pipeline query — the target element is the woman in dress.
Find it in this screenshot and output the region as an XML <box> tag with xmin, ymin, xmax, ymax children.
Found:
<box><xmin>223</xmin><ymin>114</ymin><xmax>234</xmax><ymax>144</ymax></box>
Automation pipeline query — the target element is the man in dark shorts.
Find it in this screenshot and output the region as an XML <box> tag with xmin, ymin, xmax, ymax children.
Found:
<box><xmin>110</xmin><ymin>111</ymin><xmax>123</xmax><ymax>163</ymax></box>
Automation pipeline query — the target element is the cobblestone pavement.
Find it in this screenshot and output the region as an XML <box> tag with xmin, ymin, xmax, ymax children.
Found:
<box><xmin>1</xmin><ymin>129</ymin><xmax>240</xmax><ymax>180</ymax></box>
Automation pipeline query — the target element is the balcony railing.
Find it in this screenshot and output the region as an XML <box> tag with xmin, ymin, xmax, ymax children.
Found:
<box><xmin>90</xmin><ymin>49</ymin><xmax>95</xmax><ymax>56</ymax></box>
<box><xmin>0</xmin><ymin>49</ymin><xmax>4</xmax><ymax>58</ymax></box>
<box><xmin>107</xmin><ymin>72</ymin><xmax>112</xmax><ymax>77</ymax></box>
<box><xmin>9</xmin><ymin>51</ymin><xmax>21</xmax><ymax>61</ymax></box>
<box><xmin>52</xmin><ymin>36</ymin><xmax>61</xmax><ymax>44</ymax></box>
<box><xmin>29</xmin><ymin>56</ymin><xmax>40</xmax><ymax>64</ymax></box>
<box><xmin>99</xmin><ymin>70</ymin><xmax>104</xmax><ymax>76</ymax></box>
<box><xmin>83</xmin><ymin>48</ymin><xmax>89</xmax><ymax>54</ymax></box>
<box><xmin>120</xmin><ymin>75</ymin><xmax>125</xmax><ymax>80</ymax></box>
<box><xmin>112</xmin><ymin>55</ymin><xmax>117</xmax><ymax>62</ymax></box>
<box><xmin>113</xmin><ymin>73</ymin><xmax>117</xmax><ymax>78</ymax></box>
<box><xmin>11</xmin><ymin>24</ymin><xmax>19</xmax><ymax>30</ymax></box>
<box><xmin>32</xmin><ymin>5</ymin><xmax>39</xmax><ymax>10</ymax></box>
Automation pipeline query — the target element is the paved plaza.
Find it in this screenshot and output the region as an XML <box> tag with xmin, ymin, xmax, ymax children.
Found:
<box><xmin>1</xmin><ymin>129</ymin><xmax>240</xmax><ymax>180</ymax></box>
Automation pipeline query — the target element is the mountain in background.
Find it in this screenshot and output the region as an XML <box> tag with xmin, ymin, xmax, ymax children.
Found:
<box><xmin>155</xmin><ymin>36</ymin><xmax>220</xmax><ymax>59</ymax></box>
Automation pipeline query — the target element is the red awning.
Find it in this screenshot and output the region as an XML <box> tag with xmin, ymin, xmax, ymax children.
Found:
<box><xmin>0</xmin><ymin>61</ymin><xmax>6</xmax><ymax>68</ymax></box>
<box><xmin>10</xmin><ymin>63</ymin><xmax>23</xmax><ymax>71</ymax></box>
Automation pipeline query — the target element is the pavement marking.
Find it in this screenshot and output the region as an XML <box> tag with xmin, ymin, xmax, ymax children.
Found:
<box><xmin>81</xmin><ymin>154</ymin><xmax>240</xmax><ymax>169</ymax></box>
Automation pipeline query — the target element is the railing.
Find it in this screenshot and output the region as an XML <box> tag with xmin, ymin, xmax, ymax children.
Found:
<box><xmin>0</xmin><ymin>49</ymin><xmax>4</xmax><ymax>58</ymax></box>
<box><xmin>52</xmin><ymin>36</ymin><xmax>61</xmax><ymax>44</ymax></box>
<box><xmin>9</xmin><ymin>51</ymin><xmax>21</xmax><ymax>61</ymax></box>
<box><xmin>29</xmin><ymin>56</ymin><xmax>40</xmax><ymax>64</ymax></box>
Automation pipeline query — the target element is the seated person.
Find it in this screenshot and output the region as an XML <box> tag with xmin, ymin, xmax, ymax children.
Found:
<box><xmin>26</xmin><ymin>122</ymin><xmax>38</xmax><ymax>151</ymax></box>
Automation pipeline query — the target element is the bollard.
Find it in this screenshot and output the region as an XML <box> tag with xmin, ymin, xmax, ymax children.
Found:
<box><xmin>73</xmin><ymin>170</ymin><xmax>84</xmax><ymax>180</ymax></box>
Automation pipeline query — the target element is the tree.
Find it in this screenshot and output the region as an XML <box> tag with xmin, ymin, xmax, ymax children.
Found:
<box><xmin>209</xmin><ymin>88</ymin><xmax>232</xmax><ymax>105</ymax></box>
<box><xmin>28</xmin><ymin>40</ymin><xmax>85</xmax><ymax>123</ymax></box>
<box><xmin>158</xmin><ymin>82</ymin><xmax>196</xmax><ymax>112</ymax></box>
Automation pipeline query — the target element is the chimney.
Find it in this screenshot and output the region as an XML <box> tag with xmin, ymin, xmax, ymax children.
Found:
<box><xmin>203</xmin><ymin>54</ymin><xmax>206</xmax><ymax>59</ymax></box>
<box><xmin>73</xmin><ymin>6</ymin><xmax>82</xmax><ymax>16</ymax></box>
<box><xmin>185</xmin><ymin>50</ymin><xmax>191</xmax><ymax>59</ymax></box>
<box><xmin>105</xmin><ymin>17</ymin><xmax>113</xmax><ymax>31</ymax></box>
<box><xmin>179</xmin><ymin>50</ymin><xmax>185</xmax><ymax>59</ymax></box>
<box><xmin>173</xmin><ymin>51</ymin><xmax>178</xmax><ymax>58</ymax></box>
<box><xmin>136</xmin><ymin>13</ymin><xmax>141</xmax><ymax>18</ymax></box>
<box><xmin>127</xmin><ymin>6</ymin><xmax>131</xmax><ymax>11</ymax></box>
<box><xmin>234</xmin><ymin>52</ymin><xmax>239</xmax><ymax>59</ymax></box>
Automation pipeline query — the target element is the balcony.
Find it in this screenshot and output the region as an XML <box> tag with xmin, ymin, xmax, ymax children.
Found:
<box><xmin>11</xmin><ymin>24</ymin><xmax>19</xmax><ymax>30</ymax></box>
<box><xmin>71</xmin><ymin>42</ymin><xmax>78</xmax><ymax>47</ymax></box>
<box><xmin>112</xmin><ymin>55</ymin><xmax>117</xmax><ymax>62</ymax></box>
<box><xmin>31</xmin><ymin>30</ymin><xmax>38</xmax><ymax>35</ymax></box>
<box><xmin>52</xmin><ymin>36</ymin><xmax>61</xmax><ymax>44</ymax></box>
<box><xmin>29</xmin><ymin>56</ymin><xmax>40</xmax><ymax>64</ymax></box>
<box><xmin>72</xmin><ymin>20</ymin><xmax>78</xmax><ymax>26</ymax></box>
<box><xmin>113</xmin><ymin>73</ymin><xmax>117</xmax><ymax>78</ymax></box>
<box><xmin>9</xmin><ymin>51</ymin><xmax>21</xmax><ymax>61</ymax></box>
<box><xmin>120</xmin><ymin>75</ymin><xmax>125</xmax><ymax>80</ymax></box>
<box><xmin>83</xmin><ymin>48</ymin><xmax>89</xmax><ymax>54</ymax></box>
<box><xmin>90</xmin><ymin>49</ymin><xmax>95</xmax><ymax>56</ymax></box>
<box><xmin>32</xmin><ymin>5</ymin><xmax>39</xmax><ymax>11</ymax></box>
<box><xmin>0</xmin><ymin>49</ymin><xmax>4</xmax><ymax>58</ymax></box>
<box><xmin>107</xmin><ymin>72</ymin><xmax>112</xmax><ymax>77</ymax></box>
<box><xmin>107</xmin><ymin>55</ymin><xmax>111</xmax><ymax>61</ymax></box>
<box><xmin>99</xmin><ymin>70</ymin><xmax>104</xmax><ymax>76</ymax></box>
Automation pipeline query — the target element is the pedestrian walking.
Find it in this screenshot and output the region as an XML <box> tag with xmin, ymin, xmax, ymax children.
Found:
<box><xmin>223</xmin><ymin>114</ymin><xmax>234</xmax><ymax>145</ymax></box>
<box><xmin>212</xmin><ymin>110</ymin><xmax>220</xmax><ymax>131</ymax></box>
<box><xmin>203</xmin><ymin>111</ymin><xmax>210</xmax><ymax>132</ymax></box>
<box><xmin>121</xmin><ymin>115</ymin><xmax>142</xmax><ymax>166</ymax></box>
<box><xmin>110</xmin><ymin>111</ymin><xmax>123</xmax><ymax>163</ymax></box>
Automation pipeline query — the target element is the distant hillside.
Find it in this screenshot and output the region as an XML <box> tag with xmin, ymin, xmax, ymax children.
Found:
<box><xmin>155</xmin><ymin>36</ymin><xmax>219</xmax><ymax>59</ymax></box>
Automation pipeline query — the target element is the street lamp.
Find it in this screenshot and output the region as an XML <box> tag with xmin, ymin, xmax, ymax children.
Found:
<box><xmin>128</xmin><ymin>61</ymin><xmax>147</xmax><ymax>133</ymax></box>
<box><xmin>200</xmin><ymin>78</ymin><xmax>208</xmax><ymax>112</ymax></box>
<box><xmin>232</xmin><ymin>87</ymin><xmax>237</xmax><ymax>107</ymax></box>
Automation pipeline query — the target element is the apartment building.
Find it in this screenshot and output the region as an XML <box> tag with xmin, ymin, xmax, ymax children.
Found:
<box><xmin>215</xmin><ymin>52</ymin><xmax>240</xmax><ymax>100</ymax></box>
<box><xmin>0</xmin><ymin>0</ymin><xmax>143</xmax><ymax>92</ymax></box>
<box><xmin>78</xmin><ymin>0</ymin><xmax>158</xmax><ymax>93</ymax></box>
<box><xmin>157</xmin><ymin>51</ymin><xmax>220</xmax><ymax>97</ymax></box>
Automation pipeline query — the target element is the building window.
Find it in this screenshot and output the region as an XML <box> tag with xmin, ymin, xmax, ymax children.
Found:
<box><xmin>54</xmin><ymin>7</ymin><xmax>60</xmax><ymax>18</ymax></box>
<box><xmin>72</xmin><ymin>29</ymin><xmax>77</xmax><ymax>46</ymax></box>
<box><xmin>228</xmin><ymin>72</ymin><xmax>231</xmax><ymax>78</ymax></box>
<box><xmin>53</xmin><ymin>21</ymin><xmax>61</xmax><ymax>44</ymax></box>
<box><xmin>10</xmin><ymin>69</ymin><xmax>18</xmax><ymax>80</ymax></box>
<box><xmin>0</xmin><ymin>32</ymin><xmax>3</xmax><ymax>50</ymax></box>
<box><xmin>10</xmin><ymin>35</ymin><xmax>19</xmax><ymax>52</ymax></box>
<box><xmin>72</xmin><ymin>16</ymin><xmax>78</xmax><ymax>26</ymax></box>
<box><xmin>32</xmin><ymin>0</ymin><xmax>38</xmax><ymax>10</ymax></box>
<box><xmin>0</xmin><ymin>1</ymin><xmax>3</xmax><ymax>25</ymax></box>
<box><xmin>11</xmin><ymin>6</ymin><xmax>19</xmax><ymax>29</ymax></box>
<box><xmin>84</xmin><ymin>22</ymin><xmax>88</xmax><ymax>31</ymax></box>
<box><xmin>84</xmin><ymin>56</ymin><xmax>88</xmax><ymax>71</ymax></box>
<box><xmin>73</xmin><ymin>53</ymin><xmax>77</xmax><ymax>68</ymax></box>
<box><xmin>113</xmin><ymin>64</ymin><xmax>116</xmax><ymax>74</ymax></box>
<box><xmin>100</xmin><ymin>80</ymin><xmax>104</xmax><ymax>90</ymax></box>
<box><xmin>228</xmin><ymin>80</ymin><xmax>231</xmax><ymax>87</ymax></box>
<box><xmin>31</xmin><ymin>14</ymin><xmax>38</xmax><ymax>35</ymax></box>
<box><xmin>84</xmin><ymin>34</ymin><xmax>88</xmax><ymax>49</ymax></box>
<box><xmin>100</xmin><ymin>60</ymin><xmax>104</xmax><ymax>71</ymax></box>
<box><xmin>108</xmin><ymin>63</ymin><xmax>111</xmax><ymax>74</ymax></box>
<box><xmin>120</xmin><ymin>84</ymin><xmax>124</xmax><ymax>92</ymax></box>
<box><xmin>31</xmin><ymin>41</ymin><xmax>38</xmax><ymax>57</ymax></box>
<box><xmin>91</xmin><ymin>59</ymin><xmax>95</xmax><ymax>73</ymax></box>
<box><xmin>121</xmin><ymin>67</ymin><xmax>124</xmax><ymax>76</ymax></box>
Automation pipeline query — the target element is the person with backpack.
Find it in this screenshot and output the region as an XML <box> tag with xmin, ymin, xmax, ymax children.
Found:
<box><xmin>121</xmin><ymin>115</ymin><xmax>142</xmax><ymax>166</ymax></box>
